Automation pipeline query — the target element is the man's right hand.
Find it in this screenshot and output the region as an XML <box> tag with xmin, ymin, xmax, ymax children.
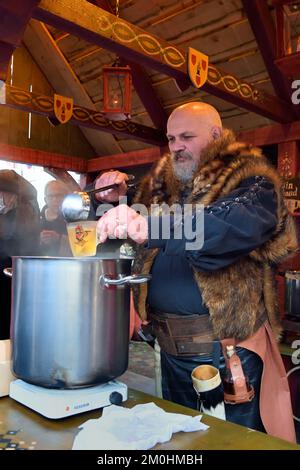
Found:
<box><xmin>94</xmin><ymin>170</ymin><xmax>129</xmax><ymax>203</ymax></box>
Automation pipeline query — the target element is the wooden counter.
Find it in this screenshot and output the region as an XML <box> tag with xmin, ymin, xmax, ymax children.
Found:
<box><xmin>0</xmin><ymin>389</ymin><xmax>299</xmax><ymax>450</ymax></box>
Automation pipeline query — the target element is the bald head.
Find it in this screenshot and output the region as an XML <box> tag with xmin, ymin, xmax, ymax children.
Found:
<box><xmin>167</xmin><ymin>102</ymin><xmax>222</xmax><ymax>182</ymax></box>
<box><xmin>168</xmin><ymin>102</ymin><xmax>222</xmax><ymax>130</ymax></box>
<box><xmin>45</xmin><ymin>180</ymin><xmax>68</xmax><ymax>196</ymax></box>
<box><xmin>45</xmin><ymin>180</ymin><xmax>68</xmax><ymax>214</ymax></box>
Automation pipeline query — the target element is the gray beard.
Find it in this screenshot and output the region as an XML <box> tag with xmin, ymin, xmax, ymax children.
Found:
<box><xmin>172</xmin><ymin>160</ymin><xmax>198</xmax><ymax>183</ymax></box>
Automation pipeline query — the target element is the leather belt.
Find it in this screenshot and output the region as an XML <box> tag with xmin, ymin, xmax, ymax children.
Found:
<box><xmin>148</xmin><ymin>309</ymin><xmax>216</xmax><ymax>357</ymax></box>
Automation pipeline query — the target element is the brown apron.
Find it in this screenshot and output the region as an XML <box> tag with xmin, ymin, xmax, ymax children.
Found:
<box><xmin>238</xmin><ymin>322</ymin><xmax>296</xmax><ymax>443</ymax></box>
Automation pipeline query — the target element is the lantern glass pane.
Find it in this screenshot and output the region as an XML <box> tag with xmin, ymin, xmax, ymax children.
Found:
<box><xmin>107</xmin><ymin>73</ymin><xmax>126</xmax><ymax>109</ymax></box>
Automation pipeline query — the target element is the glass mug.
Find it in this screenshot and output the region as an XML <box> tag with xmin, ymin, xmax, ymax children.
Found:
<box><xmin>67</xmin><ymin>221</ymin><xmax>98</xmax><ymax>257</ymax></box>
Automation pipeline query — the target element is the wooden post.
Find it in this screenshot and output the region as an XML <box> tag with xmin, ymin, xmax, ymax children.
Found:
<box><xmin>275</xmin><ymin>5</ymin><xmax>287</xmax><ymax>59</ymax></box>
<box><xmin>278</xmin><ymin>141</ymin><xmax>300</xmax><ymax>275</ymax></box>
<box><xmin>278</xmin><ymin>141</ymin><xmax>300</xmax><ymax>178</ymax></box>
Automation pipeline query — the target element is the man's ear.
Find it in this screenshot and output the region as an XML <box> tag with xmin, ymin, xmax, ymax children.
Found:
<box><xmin>211</xmin><ymin>126</ymin><xmax>222</xmax><ymax>140</ymax></box>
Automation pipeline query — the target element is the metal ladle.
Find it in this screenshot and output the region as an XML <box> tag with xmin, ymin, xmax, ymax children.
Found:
<box><xmin>61</xmin><ymin>175</ymin><xmax>135</xmax><ymax>222</ymax></box>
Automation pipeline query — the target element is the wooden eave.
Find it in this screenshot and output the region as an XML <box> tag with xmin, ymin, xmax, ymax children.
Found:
<box><xmin>241</xmin><ymin>0</ymin><xmax>300</xmax><ymax>119</ymax></box>
<box><xmin>275</xmin><ymin>53</ymin><xmax>300</xmax><ymax>79</ymax></box>
<box><xmin>32</xmin><ymin>0</ymin><xmax>295</xmax><ymax>123</ymax></box>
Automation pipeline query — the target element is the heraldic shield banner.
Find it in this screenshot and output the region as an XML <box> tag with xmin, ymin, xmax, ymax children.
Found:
<box><xmin>54</xmin><ymin>94</ymin><xmax>73</xmax><ymax>124</ymax></box>
<box><xmin>188</xmin><ymin>47</ymin><xmax>209</xmax><ymax>88</ymax></box>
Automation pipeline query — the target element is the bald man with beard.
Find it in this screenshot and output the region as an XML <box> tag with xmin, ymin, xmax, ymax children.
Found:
<box><xmin>96</xmin><ymin>102</ymin><xmax>297</xmax><ymax>442</ymax></box>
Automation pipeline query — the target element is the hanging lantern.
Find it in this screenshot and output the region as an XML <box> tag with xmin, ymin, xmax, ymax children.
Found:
<box><xmin>102</xmin><ymin>65</ymin><xmax>132</xmax><ymax>121</ymax></box>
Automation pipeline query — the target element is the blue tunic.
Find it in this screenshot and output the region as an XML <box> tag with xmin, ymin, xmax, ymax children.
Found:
<box><xmin>147</xmin><ymin>176</ymin><xmax>277</xmax><ymax>314</ymax></box>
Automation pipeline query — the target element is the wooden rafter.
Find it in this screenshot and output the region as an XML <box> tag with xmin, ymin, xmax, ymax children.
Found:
<box><xmin>272</xmin><ymin>0</ymin><xmax>299</xmax><ymax>5</ymax></box>
<box><xmin>242</xmin><ymin>0</ymin><xmax>300</xmax><ymax>119</ymax></box>
<box><xmin>273</xmin><ymin>1</ymin><xmax>300</xmax><ymax>80</ymax></box>
<box><xmin>275</xmin><ymin>52</ymin><xmax>300</xmax><ymax>79</ymax></box>
<box><xmin>32</xmin><ymin>0</ymin><xmax>295</xmax><ymax>123</ymax></box>
<box><xmin>119</xmin><ymin>58</ymin><xmax>168</xmax><ymax>131</ymax></box>
<box><xmin>0</xmin><ymin>0</ymin><xmax>41</xmax><ymax>80</ymax></box>
<box><xmin>238</xmin><ymin>121</ymin><xmax>300</xmax><ymax>146</ymax></box>
<box><xmin>89</xmin><ymin>0</ymin><xmax>168</xmax><ymax>130</ymax></box>
<box><xmin>87</xmin><ymin>146</ymin><xmax>167</xmax><ymax>172</ymax></box>
<box><xmin>23</xmin><ymin>19</ymin><xmax>121</xmax><ymax>155</ymax></box>
<box><xmin>44</xmin><ymin>167</ymin><xmax>81</xmax><ymax>190</ymax></box>
<box><xmin>0</xmin><ymin>142</ymin><xmax>86</xmax><ymax>171</ymax></box>
<box><xmin>275</xmin><ymin>3</ymin><xmax>288</xmax><ymax>59</ymax></box>
<box><xmin>0</xmin><ymin>84</ymin><xmax>167</xmax><ymax>146</ymax></box>
<box><xmin>0</xmin><ymin>141</ymin><xmax>166</xmax><ymax>172</ymax></box>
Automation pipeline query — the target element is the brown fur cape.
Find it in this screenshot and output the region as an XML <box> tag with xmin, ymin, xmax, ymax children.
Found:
<box><xmin>132</xmin><ymin>130</ymin><xmax>298</xmax><ymax>341</ymax></box>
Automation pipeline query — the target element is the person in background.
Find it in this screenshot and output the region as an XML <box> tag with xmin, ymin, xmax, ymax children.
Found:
<box><xmin>0</xmin><ymin>170</ymin><xmax>40</xmax><ymax>339</ymax></box>
<box><xmin>95</xmin><ymin>102</ymin><xmax>298</xmax><ymax>443</ymax></box>
<box><xmin>40</xmin><ymin>180</ymin><xmax>68</xmax><ymax>256</ymax></box>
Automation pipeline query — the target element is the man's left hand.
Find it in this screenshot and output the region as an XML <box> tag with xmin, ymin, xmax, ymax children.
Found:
<box><xmin>97</xmin><ymin>205</ymin><xmax>148</xmax><ymax>245</ymax></box>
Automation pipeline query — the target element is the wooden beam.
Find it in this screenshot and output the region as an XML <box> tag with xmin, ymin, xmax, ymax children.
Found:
<box><xmin>120</xmin><ymin>58</ymin><xmax>168</xmax><ymax>131</ymax></box>
<box><xmin>44</xmin><ymin>167</ymin><xmax>81</xmax><ymax>190</ymax></box>
<box><xmin>87</xmin><ymin>0</ymin><xmax>111</xmax><ymax>8</ymax></box>
<box><xmin>32</xmin><ymin>0</ymin><xmax>295</xmax><ymax>123</ymax></box>
<box><xmin>272</xmin><ymin>0</ymin><xmax>298</xmax><ymax>5</ymax></box>
<box><xmin>275</xmin><ymin>4</ymin><xmax>286</xmax><ymax>59</ymax></box>
<box><xmin>87</xmin><ymin>146</ymin><xmax>167</xmax><ymax>172</ymax></box>
<box><xmin>0</xmin><ymin>142</ymin><xmax>87</xmax><ymax>171</ymax></box>
<box><xmin>0</xmin><ymin>84</ymin><xmax>167</xmax><ymax>146</ymax></box>
<box><xmin>88</xmin><ymin>0</ymin><xmax>168</xmax><ymax>130</ymax></box>
<box><xmin>23</xmin><ymin>20</ymin><xmax>121</xmax><ymax>155</ymax></box>
<box><xmin>241</xmin><ymin>0</ymin><xmax>299</xmax><ymax>118</ymax></box>
<box><xmin>275</xmin><ymin>53</ymin><xmax>300</xmax><ymax>79</ymax></box>
<box><xmin>0</xmin><ymin>0</ymin><xmax>41</xmax><ymax>80</ymax></box>
<box><xmin>278</xmin><ymin>141</ymin><xmax>300</xmax><ymax>179</ymax></box>
<box><xmin>238</xmin><ymin>121</ymin><xmax>300</xmax><ymax>146</ymax></box>
<box><xmin>0</xmin><ymin>42</ymin><xmax>15</xmax><ymax>82</ymax></box>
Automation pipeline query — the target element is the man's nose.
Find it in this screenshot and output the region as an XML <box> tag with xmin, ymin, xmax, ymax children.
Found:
<box><xmin>170</xmin><ymin>139</ymin><xmax>185</xmax><ymax>152</ymax></box>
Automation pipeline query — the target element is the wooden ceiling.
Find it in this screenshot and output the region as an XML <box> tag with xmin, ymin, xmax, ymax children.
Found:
<box><xmin>2</xmin><ymin>0</ymin><xmax>300</xmax><ymax>156</ymax></box>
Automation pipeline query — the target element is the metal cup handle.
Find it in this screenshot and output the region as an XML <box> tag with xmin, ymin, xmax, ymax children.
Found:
<box><xmin>99</xmin><ymin>274</ymin><xmax>151</xmax><ymax>287</ymax></box>
<box><xmin>3</xmin><ymin>268</ymin><xmax>12</xmax><ymax>278</ymax></box>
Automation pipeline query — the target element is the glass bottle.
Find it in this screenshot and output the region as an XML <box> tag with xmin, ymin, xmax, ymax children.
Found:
<box><xmin>223</xmin><ymin>345</ymin><xmax>252</xmax><ymax>397</ymax></box>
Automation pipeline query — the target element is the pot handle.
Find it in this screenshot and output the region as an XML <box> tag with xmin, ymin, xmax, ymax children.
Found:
<box><xmin>99</xmin><ymin>274</ymin><xmax>151</xmax><ymax>287</ymax></box>
<box><xmin>3</xmin><ymin>268</ymin><xmax>12</xmax><ymax>278</ymax></box>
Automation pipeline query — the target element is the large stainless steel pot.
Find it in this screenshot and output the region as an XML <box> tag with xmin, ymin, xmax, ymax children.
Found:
<box><xmin>284</xmin><ymin>270</ymin><xmax>300</xmax><ymax>318</ymax></box>
<box><xmin>5</xmin><ymin>256</ymin><xmax>150</xmax><ymax>389</ymax></box>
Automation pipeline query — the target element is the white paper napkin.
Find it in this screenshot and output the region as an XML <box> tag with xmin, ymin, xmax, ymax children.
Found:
<box><xmin>72</xmin><ymin>402</ymin><xmax>209</xmax><ymax>450</ymax></box>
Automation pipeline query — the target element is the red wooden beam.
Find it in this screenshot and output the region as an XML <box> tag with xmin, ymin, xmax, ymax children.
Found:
<box><xmin>0</xmin><ymin>143</ymin><xmax>87</xmax><ymax>172</ymax></box>
<box><xmin>87</xmin><ymin>0</ymin><xmax>111</xmax><ymax>7</ymax></box>
<box><xmin>278</xmin><ymin>141</ymin><xmax>300</xmax><ymax>179</ymax></box>
<box><xmin>238</xmin><ymin>121</ymin><xmax>300</xmax><ymax>146</ymax></box>
<box><xmin>33</xmin><ymin>0</ymin><xmax>295</xmax><ymax>123</ymax></box>
<box><xmin>0</xmin><ymin>0</ymin><xmax>41</xmax><ymax>80</ymax></box>
<box><xmin>87</xmin><ymin>146</ymin><xmax>167</xmax><ymax>172</ymax></box>
<box><xmin>275</xmin><ymin>4</ymin><xmax>286</xmax><ymax>59</ymax></box>
<box><xmin>241</xmin><ymin>0</ymin><xmax>299</xmax><ymax>118</ymax></box>
<box><xmin>0</xmin><ymin>42</ymin><xmax>15</xmax><ymax>82</ymax></box>
<box><xmin>88</xmin><ymin>122</ymin><xmax>300</xmax><ymax>171</ymax></box>
<box><xmin>275</xmin><ymin>52</ymin><xmax>300</xmax><ymax>79</ymax></box>
<box><xmin>1</xmin><ymin>84</ymin><xmax>167</xmax><ymax>146</ymax></box>
<box><xmin>272</xmin><ymin>0</ymin><xmax>299</xmax><ymax>5</ymax></box>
